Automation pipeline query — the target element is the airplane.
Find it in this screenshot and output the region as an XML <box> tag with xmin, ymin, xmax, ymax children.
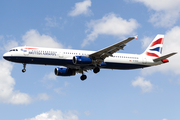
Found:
<box><xmin>3</xmin><ymin>34</ymin><xmax>177</xmax><ymax>81</ymax></box>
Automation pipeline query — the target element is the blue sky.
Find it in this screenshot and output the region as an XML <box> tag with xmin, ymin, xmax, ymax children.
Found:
<box><xmin>0</xmin><ymin>0</ymin><xmax>180</xmax><ymax>120</ymax></box>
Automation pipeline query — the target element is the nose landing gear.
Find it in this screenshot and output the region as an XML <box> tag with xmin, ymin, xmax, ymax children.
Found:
<box><xmin>22</xmin><ymin>63</ymin><xmax>26</xmax><ymax>73</ymax></box>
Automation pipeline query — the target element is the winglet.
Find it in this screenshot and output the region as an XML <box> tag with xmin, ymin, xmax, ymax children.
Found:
<box><xmin>134</xmin><ymin>35</ymin><xmax>138</xmax><ymax>40</ymax></box>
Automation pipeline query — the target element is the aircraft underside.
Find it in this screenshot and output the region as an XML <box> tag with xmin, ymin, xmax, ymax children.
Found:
<box><xmin>5</xmin><ymin>56</ymin><xmax>149</xmax><ymax>69</ymax></box>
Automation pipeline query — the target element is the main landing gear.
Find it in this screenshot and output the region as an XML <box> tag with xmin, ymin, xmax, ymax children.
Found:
<box><xmin>93</xmin><ymin>67</ymin><xmax>100</xmax><ymax>73</ymax></box>
<box><xmin>80</xmin><ymin>74</ymin><xmax>87</xmax><ymax>81</ymax></box>
<box><xmin>79</xmin><ymin>69</ymin><xmax>87</xmax><ymax>81</ymax></box>
<box><xmin>22</xmin><ymin>63</ymin><xmax>26</xmax><ymax>73</ymax></box>
<box><xmin>80</xmin><ymin>67</ymin><xmax>100</xmax><ymax>81</ymax></box>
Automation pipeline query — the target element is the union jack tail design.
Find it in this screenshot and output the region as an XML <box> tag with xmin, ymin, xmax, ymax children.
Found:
<box><xmin>142</xmin><ymin>34</ymin><xmax>164</xmax><ymax>58</ymax></box>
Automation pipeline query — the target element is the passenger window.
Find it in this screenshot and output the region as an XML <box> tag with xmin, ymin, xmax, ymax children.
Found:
<box><xmin>13</xmin><ymin>49</ymin><xmax>15</xmax><ymax>51</ymax></box>
<box><xmin>16</xmin><ymin>49</ymin><xmax>18</xmax><ymax>51</ymax></box>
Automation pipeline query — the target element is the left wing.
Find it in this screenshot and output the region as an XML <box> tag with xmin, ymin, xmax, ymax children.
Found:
<box><xmin>88</xmin><ymin>36</ymin><xmax>137</xmax><ymax>65</ymax></box>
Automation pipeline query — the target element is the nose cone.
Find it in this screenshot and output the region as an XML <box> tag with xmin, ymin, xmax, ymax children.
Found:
<box><xmin>3</xmin><ymin>52</ymin><xmax>10</xmax><ymax>60</ymax></box>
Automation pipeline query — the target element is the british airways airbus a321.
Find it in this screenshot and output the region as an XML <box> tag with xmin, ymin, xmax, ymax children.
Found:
<box><xmin>3</xmin><ymin>35</ymin><xmax>177</xmax><ymax>80</ymax></box>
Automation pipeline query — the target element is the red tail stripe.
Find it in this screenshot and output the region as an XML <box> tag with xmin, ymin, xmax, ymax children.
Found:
<box><xmin>150</xmin><ymin>38</ymin><xmax>163</xmax><ymax>47</ymax></box>
<box><xmin>146</xmin><ymin>52</ymin><xmax>159</xmax><ymax>57</ymax></box>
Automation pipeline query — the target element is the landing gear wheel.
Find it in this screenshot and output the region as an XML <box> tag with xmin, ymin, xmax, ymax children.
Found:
<box><xmin>22</xmin><ymin>69</ymin><xmax>26</xmax><ymax>73</ymax></box>
<box><xmin>80</xmin><ymin>75</ymin><xmax>87</xmax><ymax>81</ymax></box>
<box><xmin>93</xmin><ymin>67</ymin><xmax>100</xmax><ymax>73</ymax></box>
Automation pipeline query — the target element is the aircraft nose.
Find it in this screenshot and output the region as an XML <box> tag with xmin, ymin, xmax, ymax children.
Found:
<box><xmin>3</xmin><ymin>52</ymin><xmax>9</xmax><ymax>60</ymax></box>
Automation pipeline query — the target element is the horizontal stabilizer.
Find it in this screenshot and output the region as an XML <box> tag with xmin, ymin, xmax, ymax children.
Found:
<box><xmin>153</xmin><ymin>52</ymin><xmax>177</xmax><ymax>62</ymax></box>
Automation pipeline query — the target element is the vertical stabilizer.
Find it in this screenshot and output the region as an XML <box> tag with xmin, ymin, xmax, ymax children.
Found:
<box><xmin>142</xmin><ymin>34</ymin><xmax>164</xmax><ymax>58</ymax></box>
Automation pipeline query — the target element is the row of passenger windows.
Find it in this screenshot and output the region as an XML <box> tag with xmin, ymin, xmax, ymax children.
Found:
<box><xmin>9</xmin><ymin>49</ymin><xmax>139</xmax><ymax>59</ymax></box>
<box><xmin>32</xmin><ymin>50</ymin><xmax>57</xmax><ymax>53</ymax></box>
<box><xmin>64</xmin><ymin>52</ymin><xmax>138</xmax><ymax>59</ymax></box>
<box><xmin>113</xmin><ymin>56</ymin><xmax>139</xmax><ymax>59</ymax></box>
<box><xmin>64</xmin><ymin>52</ymin><xmax>87</xmax><ymax>55</ymax></box>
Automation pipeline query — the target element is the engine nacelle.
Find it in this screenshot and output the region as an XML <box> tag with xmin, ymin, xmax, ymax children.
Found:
<box><xmin>54</xmin><ymin>67</ymin><xmax>76</xmax><ymax>76</ymax></box>
<box><xmin>73</xmin><ymin>56</ymin><xmax>92</xmax><ymax>65</ymax></box>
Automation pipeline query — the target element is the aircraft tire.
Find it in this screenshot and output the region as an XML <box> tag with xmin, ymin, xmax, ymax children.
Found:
<box><xmin>81</xmin><ymin>75</ymin><xmax>87</xmax><ymax>81</ymax></box>
<box><xmin>22</xmin><ymin>69</ymin><xmax>26</xmax><ymax>73</ymax></box>
<box><xmin>93</xmin><ymin>67</ymin><xmax>100</xmax><ymax>73</ymax></box>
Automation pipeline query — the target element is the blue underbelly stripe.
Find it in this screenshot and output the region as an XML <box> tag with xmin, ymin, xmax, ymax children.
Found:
<box><xmin>4</xmin><ymin>56</ymin><xmax>149</xmax><ymax>70</ymax></box>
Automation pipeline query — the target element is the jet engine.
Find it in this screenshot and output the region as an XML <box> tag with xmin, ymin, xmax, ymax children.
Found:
<box><xmin>54</xmin><ymin>67</ymin><xmax>76</xmax><ymax>76</ymax></box>
<box><xmin>73</xmin><ymin>56</ymin><xmax>92</xmax><ymax>65</ymax></box>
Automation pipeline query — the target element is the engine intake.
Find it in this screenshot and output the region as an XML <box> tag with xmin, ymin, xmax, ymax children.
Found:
<box><xmin>73</xmin><ymin>56</ymin><xmax>92</xmax><ymax>65</ymax></box>
<box><xmin>54</xmin><ymin>67</ymin><xmax>76</xmax><ymax>76</ymax></box>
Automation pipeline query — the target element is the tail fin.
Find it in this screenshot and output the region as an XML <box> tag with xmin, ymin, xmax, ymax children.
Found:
<box><xmin>142</xmin><ymin>34</ymin><xmax>164</xmax><ymax>58</ymax></box>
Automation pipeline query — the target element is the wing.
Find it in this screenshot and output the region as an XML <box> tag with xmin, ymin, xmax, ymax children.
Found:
<box><xmin>89</xmin><ymin>36</ymin><xmax>137</xmax><ymax>65</ymax></box>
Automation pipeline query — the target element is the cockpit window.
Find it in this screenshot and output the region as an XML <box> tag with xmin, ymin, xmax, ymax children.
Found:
<box><xmin>9</xmin><ymin>49</ymin><xmax>18</xmax><ymax>52</ymax></box>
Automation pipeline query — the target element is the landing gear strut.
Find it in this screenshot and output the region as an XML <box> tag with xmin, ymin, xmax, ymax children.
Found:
<box><xmin>22</xmin><ymin>63</ymin><xmax>26</xmax><ymax>73</ymax></box>
<box><xmin>80</xmin><ymin>74</ymin><xmax>87</xmax><ymax>81</ymax></box>
<box><xmin>93</xmin><ymin>67</ymin><xmax>100</xmax><ymax>73</ymax></box>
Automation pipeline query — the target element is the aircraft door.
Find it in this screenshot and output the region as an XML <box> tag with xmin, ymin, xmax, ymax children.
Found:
<box><xmin>142</xmin><ymin>57</ymin><xmax>147</xmax><ymax>64</ymax></box>
<box><xmin>23</xmin><ymin>49</ymin><xmax>29</xmax><ymax>56</ymax></box>
<box><xmin>59</xmin><ymin>51</ymin><xmax>64</xmax><ymax>58</ymax></box>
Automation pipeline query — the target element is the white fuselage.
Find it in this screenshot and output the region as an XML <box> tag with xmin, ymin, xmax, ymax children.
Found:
<box><xmin>3</xmin><ymin>46</ymin><xmax>162</xmax><ymax>70</ymax></box>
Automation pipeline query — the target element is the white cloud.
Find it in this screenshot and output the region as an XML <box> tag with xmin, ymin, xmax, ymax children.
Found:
<box><xmin>45</xmin><ymin>17</ymin><xmax>58</xmax><ymax>27</ymax></box>
<box><xmin>84</xmin><ymin>111</ymin><xmax>91</xmax><ymax>116</ymax></box>
<box><xmin>141</xmin><ymin>26</ymin><xmax>180</xmax><ymax>75</ymax></box>
<box><xmin>0</xmin><ymin>60</ymin><xmax>32</xmax><ymax>104</ymax></box>
<box><xmin>149</xmin><ymin>11</ymin><xmax>179</xmax><ymax>27</ymax></box>
<box><xmin>132</xmin><ymin>0</ymin><xmax>180</xmax><ymax>12</ymax></box>
<box><xmin>54</xmin><ymin>87</ymin><xmax>64</xmax><ymax>95</ymax></box>
<box><xmin>54</xmin><ymin>82</ymin><xmax>70</xmax><ymax>95</ymax></box>
<box><xmin>43</xmin><ymin>72</ymin><xmax>57</xmax><ymax>80</ymax></box>
<box><xmin>0</xmin><ymin>35</ymin><xmax>18</xmax><ymax>52</ymax></box>
<box><xmin>162</xmin><ymin>119</ymin><xmax>168</xmax><ymax>120</ymax></box>
<box><xmin>24</xmin><ymin>109</ymin><xmax>79</xmax><ymax>120</ymax></box>
<box><xmin>0</xmin><ymin>35</ymin><xmax>3</xmax><ymax>40</ymax></box>
<box><xmin>37</xmin><ymin>93</ymin><xmax>50</xmax><ymax>101</ymax></box>
<box><xmin>132</xmin><ymin>110</ymin><xmax>139</xmax><ymax>114</ymax></box>
<box><xmin>82</xmin><ymin>13</ymin><xmax>139</xmax><ymax>47</ymax></box>
<box><xmin>140</xmin><ymin>36</ymin><xmax>152</xmax><ymax>49</ymax></box>
<box><xmin>132</xmin><ymin>0</ymin><xmax>180</xmax><ymax>27</ymax></box>
<box><xmin>0</xmin><ymin>36</ymin><xmax>4</xmax><ymax>51</ymax></box>
<box><xmin>4</xmin><ymin>40</ymin><xmax>18</xmax><ymax>51</ymax></box>
<box><xmin>69</xmin><ymin>0</ymin><xmax>92</xmax><ymax>16</ymax></box>
<box><xmin>64</xmin><ymin>81</ymin><xmax>69</xmax><ymax>87</ymax></box>
<box><xmin>132</xmin><ymin>77</ymin><xmax>153</xmax><ymax>93</ymax></box>
<box><xmin>22</xmin><ymin>29</ymin><xmax>64</xmax><ymax>48</ymax></box>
